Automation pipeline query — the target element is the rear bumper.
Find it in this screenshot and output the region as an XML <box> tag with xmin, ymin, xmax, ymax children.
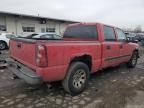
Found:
<box><xmin>7</xmin><ymin>58</ymin><xmax>42</xmax><ymax>85</ymax></box>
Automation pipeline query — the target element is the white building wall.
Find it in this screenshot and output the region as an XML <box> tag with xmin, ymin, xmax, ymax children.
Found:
<box><xmin>17</xmin><ymin>17</ymin><xmax>40</xmax><ymax>36</ymax></box>
<box><xmin>6</xmin><ymin>16</ymin><xmax>17</xmax><ymax>34</ymax></box>
<box><xmin>0</xmin><ymin>15</ymin><xmax>72</xmax><ymax>36</ymax></box>
<box><xmin>59</xmin><ymin>23</ymin><xmax>70</xmax><ymax>35</ymax></box>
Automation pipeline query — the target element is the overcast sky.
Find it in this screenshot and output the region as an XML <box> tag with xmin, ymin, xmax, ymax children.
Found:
<box><xmin>0</xmin><ymin>0</ymin><xmax>144</xmax><ymax>30</ymax></box>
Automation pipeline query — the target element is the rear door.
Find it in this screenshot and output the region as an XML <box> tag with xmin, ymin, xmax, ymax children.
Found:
<box><xmin>101</xmin><ymin>25</ymin><xmax>120</xmax><ymax>68</ymax></box>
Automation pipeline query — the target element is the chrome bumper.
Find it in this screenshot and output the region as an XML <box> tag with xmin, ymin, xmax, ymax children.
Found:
<box><xmin>7</xmin><ymin>58</ymin><xmax>42</xmax><ymax>85</ymax></box>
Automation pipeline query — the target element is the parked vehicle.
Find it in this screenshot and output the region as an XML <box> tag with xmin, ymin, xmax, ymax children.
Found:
<box><xmin>22</xmin><ymin>33</ymin><xmax>62</xmax><ymax>40</ymax></box>
<box><xmin>135</xmin><ymin>34</ymin><xmax>144</xmax><ymax>41</ymax></box>
<box><xmin>7</xmin><ymin>23</ymin><xmax>139</xmax><ymax>95</ymax></box>
<box><xmin>125</xmin><ymin>32</ymin><xmax>138</xmax><ymax>43</ymax></box>
<box><xmin>0</xmin><ymin>33</ymin><xmax>16</xmax><ymax>50</ymax></box>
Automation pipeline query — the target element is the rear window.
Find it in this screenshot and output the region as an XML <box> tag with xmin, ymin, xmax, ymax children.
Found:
<box><xmin>63</xmin><ymin>25</ymin><xmax>98</xmax><ymax>39</ymax></box>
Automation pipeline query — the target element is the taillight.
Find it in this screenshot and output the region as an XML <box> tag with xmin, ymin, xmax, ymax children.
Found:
<box><xmin>36</xmin><ymin>44</ymin><xmax>48</xmax><ymax>67</ymax></box>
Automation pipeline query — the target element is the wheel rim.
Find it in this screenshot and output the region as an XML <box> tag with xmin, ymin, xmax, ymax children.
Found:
<box><xmin>0</xmin><ymin>43</ymin><xmax>5</xmax><ymax>50</ymax></box>
<box><xmin>72</xmin><ymin>69</ymin><xmax>86</xmax><ymax>89</ymax></box>
<box><xmin>132</xmin><ymin>54</ymin><xmax>137</xmax><ymax>65</ymax></box>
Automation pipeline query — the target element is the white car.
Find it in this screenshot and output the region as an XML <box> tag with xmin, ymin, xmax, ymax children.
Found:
<box><xmin>0</xmin><ymin>33</ymin><xmax>16</xmax><ymax>50</ymax></box>
<box><xmin>25</xmin><ymin>33</ymin><xmax>62</xmax><ymax>39</ymax></box>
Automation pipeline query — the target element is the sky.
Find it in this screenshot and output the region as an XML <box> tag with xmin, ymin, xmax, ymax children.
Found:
<box><xmin>0</xmin><ymin>0</ymin><xmax>144</xmax><ymax>30</ymax></box>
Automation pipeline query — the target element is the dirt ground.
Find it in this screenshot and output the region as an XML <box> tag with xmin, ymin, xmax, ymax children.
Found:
<box><xmin>0</xmin><ymin>49</ymin><xmax>144</xmax><ymax>108</ymax></box>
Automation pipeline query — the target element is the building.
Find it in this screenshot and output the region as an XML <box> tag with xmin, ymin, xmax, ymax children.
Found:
<box><xmin>0</xmin><ymin>11</ymin><xmax>77</xmax><ymax>36</ymax></box>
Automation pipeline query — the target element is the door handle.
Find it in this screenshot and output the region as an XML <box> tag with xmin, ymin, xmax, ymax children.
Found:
<box><xmin>17</xmin><ymin>43</ymin><xmax>22</xmax><ymax>48</ymax></box>
<box><xmin>106</xmin><ymin>45</ymin><xmax>111</xmax><ymax>50</ymax></box>
<box><xmin>119</xmin><ymin>45</ymin><xmax>123</xmax><ymax>49</ymax></box>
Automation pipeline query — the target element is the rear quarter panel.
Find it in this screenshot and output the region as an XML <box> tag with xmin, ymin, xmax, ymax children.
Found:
<box><xmin>37</xmin><ymin>41</ymin><xmax>102</xmax><ymax>81</ymax></box>
<box><xmin>48</xmin><ymin>41</ymin><xmax>101</xmax><ymax>65</ymax></box>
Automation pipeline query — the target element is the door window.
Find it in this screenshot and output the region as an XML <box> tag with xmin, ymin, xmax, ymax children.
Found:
<box><xmin>103</xmin><ymin>26</ymin><xmax>116</xmax><ymax>41</ymax></box>
<box><xmin>40</xmin><ymin>34</ymin><xmax>53</xmax><ymax>39</ymax></box>
<box><xmin>116</xmin><ymin>29</ymin><xmax>126</xmax><ymax>41</ymax></box>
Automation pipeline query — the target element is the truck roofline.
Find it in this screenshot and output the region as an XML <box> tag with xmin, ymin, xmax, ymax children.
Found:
<box><xmin>67</xmin><ymin>22</ymin><xmax>118</xmax><ymax>29</ymax></box>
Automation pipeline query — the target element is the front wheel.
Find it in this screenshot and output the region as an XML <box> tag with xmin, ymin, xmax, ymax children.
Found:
<box><xmin>62</xmin><ymin>62</ymin><xmax>90</xmax><ymax>95</ymax></box>
<box><xmin>0</xmin><ymin>41</ymin><xmax>7</xmax><ymax>50</ymax></box>
<box><xmin>127</xmin><ymin>51</ymin><xmax>138</xmax><ymax>68</ymax></box>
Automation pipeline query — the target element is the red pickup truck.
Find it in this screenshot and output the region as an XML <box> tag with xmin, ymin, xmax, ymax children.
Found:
<box><xmin>7</xmin><ymin>23</ymin><xmax>139</xmax><ymax>95</ymax></box>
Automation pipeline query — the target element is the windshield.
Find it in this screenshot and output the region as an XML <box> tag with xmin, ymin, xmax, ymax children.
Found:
<box><xmin>5</xmin><ymin>34</ymin><xmax>17</xmax><ymax>39</ymax></box>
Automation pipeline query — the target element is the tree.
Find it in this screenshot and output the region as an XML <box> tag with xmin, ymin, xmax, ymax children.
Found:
<box><xmin>134</xmin><ymin>25</ymin><xmax>142</xmax><ymax>33</ymax></box>
<box><xmin>122</xmin><ymin>27</ymin><xmax>133</xmax><ymax>32</ymax></box>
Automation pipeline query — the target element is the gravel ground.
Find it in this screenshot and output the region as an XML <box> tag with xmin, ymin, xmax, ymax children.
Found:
<box><xmin>0</xmin><ymin>49</ymin><xmax>144</xmax><ymax>108</ymax></box>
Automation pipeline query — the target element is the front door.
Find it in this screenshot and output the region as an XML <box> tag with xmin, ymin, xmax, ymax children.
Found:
<box><xmin>115</xmin><ymin>28</ymin><xmax>131</xmax><ymax>63</ymax></box>
<box><xmin>102</xmin><ymin>26</ymin><xmax>120</xmax><ymax>68</ymax></box>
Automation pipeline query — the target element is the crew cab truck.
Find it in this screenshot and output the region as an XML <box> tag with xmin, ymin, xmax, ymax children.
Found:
<box><xmin>7</xmin><ymin>23</ymin><xmax>139</xmax><ymax>95</ymax></box>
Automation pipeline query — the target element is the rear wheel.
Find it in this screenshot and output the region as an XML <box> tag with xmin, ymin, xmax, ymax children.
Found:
<box><xmin>62</xmin><ymin>62</ymin><xmax>90</xmax><ymax>95</ymax></box>
<box><xmin>127</xmin><ymin>51</ymin><xmax>138</xmax><ymax>68</ymax></box>
<box><xmin>0</xmin><ymin>41</ymin><xmax>7</xmax><ymax>50</ymax></box>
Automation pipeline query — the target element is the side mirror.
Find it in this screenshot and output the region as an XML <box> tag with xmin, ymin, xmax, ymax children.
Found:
<box><xmin>126</xmin><ymin>37</ymin><xmax>130</xmax><ymax>42</ymax></box>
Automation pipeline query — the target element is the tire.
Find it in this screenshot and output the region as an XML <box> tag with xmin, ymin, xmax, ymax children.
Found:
<box><xmin>0</xmin><ymin>41</ymin><xmax>7</xmax><ymax>50</ymax></box>
<box><xmin>62</xmin><ymin>62</ymin><xmax>90</xmax><ymax>95</ymax></box>
<box><xmin>127</xmin><ymin>51</ymin><xmax>138</xmax><ymax>68</ymax></box>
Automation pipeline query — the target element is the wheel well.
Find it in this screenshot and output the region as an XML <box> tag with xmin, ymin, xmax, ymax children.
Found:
<box><xmin>70</xmin><ymin>55</ymin><xmax>92</xmax><ymax>71</ymax></box>
<box><xmin>134</xmin><ymin>49</ymin><xmax>138</xmax><ymax>52</ymax></box>
<box><xmin>134</xmin><ymin>49</ymin><xmax>139</xmax><ymax>57</ymax></box>
<box><xmin>0</xmin><ymin>40</ymin><xmax>8</xmax><ymax>49</ymax></box>
<box><xmin>0</xmin><ymin>40</ymin><xmax>7</xmax><ymax>45</ymax></box>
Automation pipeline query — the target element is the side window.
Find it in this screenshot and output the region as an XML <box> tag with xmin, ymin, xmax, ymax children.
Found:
<box><xmin>53</xmin><ymin>35</ymin><xmax>62</xmax><ymax>39</ymax></box>
<box><xmin>116</xmin><ymin>29</ymin><xmax>126</xmax><ymax>41</ymax></box>
<box><xmin>40</xmin><ymin>34</ymin><xmax>53</xmax><ymax>39</ymax></box>
<box><xmin>104</xmin><ymin>26</ymin><xmax>116</xmax><ymax>41</ymax></box>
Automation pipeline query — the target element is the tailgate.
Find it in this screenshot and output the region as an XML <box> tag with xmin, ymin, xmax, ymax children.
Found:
<box><xmin>9</xmin><ymin>38</ymin><xmax>37</xmax><ymax>70</ymax></box>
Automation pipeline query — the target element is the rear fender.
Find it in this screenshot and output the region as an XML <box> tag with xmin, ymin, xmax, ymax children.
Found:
<box><xmin>69</xmin><ymin>53</ymin><xmax>92</xmax><ymax>64</ymax></box>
